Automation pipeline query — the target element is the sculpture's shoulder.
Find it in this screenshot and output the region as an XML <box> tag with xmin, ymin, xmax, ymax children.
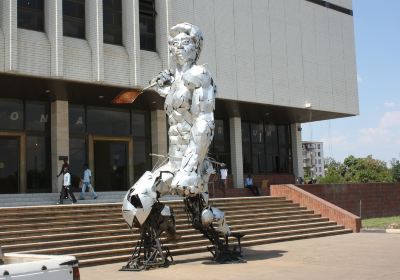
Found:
<box><xmin>183</xmin><ymin>64</ymin><xmax>213</xmax><ymax>89</ymax></box>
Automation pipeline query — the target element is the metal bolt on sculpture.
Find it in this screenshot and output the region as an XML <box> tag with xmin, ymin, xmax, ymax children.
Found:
<box><xmin>118</xmin><ymin>23</ymin><xmax>245</xmax><ymax>271</ymax></box>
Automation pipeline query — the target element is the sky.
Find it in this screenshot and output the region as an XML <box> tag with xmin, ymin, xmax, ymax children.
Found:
<box><xmin>302</xmin><ymin>0</ymin><xmax>400</xmax><ymax>164</ymax></box>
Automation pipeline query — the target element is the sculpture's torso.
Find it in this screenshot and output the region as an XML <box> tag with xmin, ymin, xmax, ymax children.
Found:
<box><xmin>164</xmin><ymin>66</ymin><xmax>215</xmax><ymax>173</ymax></box>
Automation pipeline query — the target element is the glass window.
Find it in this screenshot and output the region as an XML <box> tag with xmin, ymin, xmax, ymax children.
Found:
<box><xmin>63</xmin><ymin>0</ymin><xmax>85</xmax><ymax>38</ymax></box>
<box><xmin>132</xmin><ymin>112</ymin><xmax>146</xmax><ymax>137</ymax></box>
<box><xmin>87</xmin><ymin>106</ymin><xmax>130</xmax><ymax>136</ymax></box>
<box><xmin>265</xmin><ymin>124</ymin><xmax>278</xmax><ymax>155</ymax></box>
<box><xmin>69</xmin><ymin>104</ymin><xmax>86</xmax><ymax>134</ymax></box>
<box><xmin>209</xmin><ymin>119</ymin><xmax>231</xmax><ymax>170</ymax></box>
<box><xmin>133</xmin><ymin>138</ymin><xmax>147</xmax><ymax>181</ymax></box>
<box><xmin>252</xmin><ymin>144</ymin><xmax>267</xmax><ymax>173</ymax></box>
<box><xmin>0</xmin><ymin>99</ymin><xmax>23</xmax><ymax>131</ymax></box>
<box><xmin>242</xmin><ymin>121</ymin><xmax>291</xmax><ymax>174</ymax></box>
<box><xmin>69</xmin><ymin>137</ymin><xmax>86</xmax><ymax>187</ymax></box>
<box><xmin>26</xmin><ymin>101</ymin><xmax>49</xmax><ymax>132</ymax></box>
<box><xmin>26</xmin><ymin>135</ymin><xmax>50</xmax><ymax>192</ymax></box>
<box><xmin>251</xmin><ymin>122</ymin><xmax>264</xmax><ymax>144</ymax></box>
<box><xmin>18</xmin><ymin>0</ymin><xmax>44</xmax><ymax>31</ymax></box>
<box><xmin>139</xmin><ymin>0</ymin><xmax>156</xmax><ymax>51</ymax></box>
<box><xmin>103</xmin><ymin>0</ymin><xmax>123</xmax><ymax>45</ymax></box>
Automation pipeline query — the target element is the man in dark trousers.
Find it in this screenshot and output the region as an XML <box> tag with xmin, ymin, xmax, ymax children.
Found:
<box><xmin>57</xmin><ymin>166</ymin><xmax>77</xmax><ymax>204</ymax></box>
<box><xmin>244</xmin><ymin>174</ymin><xmax>260</xmax><ymax>196</ymax></box>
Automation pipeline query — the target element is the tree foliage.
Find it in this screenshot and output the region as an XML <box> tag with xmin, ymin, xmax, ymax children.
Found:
<box><xmin>319</xmin><ymin>155</ymin><xmax>395</xmax><ymax>183</ymax></box>
<box><xmin>391</xmin><ymin>158</ymin><xmax>400</xmax><ymax>182</ymax></box>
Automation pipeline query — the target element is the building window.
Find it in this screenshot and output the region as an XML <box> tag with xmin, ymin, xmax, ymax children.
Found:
<box><xmin>0</xmin><ymin>99</ymin><xmax>24</xmax><ymax>131</ymax></box>
<box><xmin>17</xmin><ymin>0</ymin><xmax>44</xmax><ymax>31</ymax></box>
<box><xmin>87</xmin><ymin>106</ymin><xmax>130</xmax><ymax>136</ymax></box>
<box><xmin>242</xmin><ymin>121</ymin><xmax>291</xmax><ymax>174</ymax></box>
<box><xmin>209</xmin><ymin>120</ymin><xmax>231</xmax><ymax>171</ymax></box>
<box><xmin>103</xmin><ymin>0</ymin><xmax>123</xmax><ymax>45</ymax></box>
<box><xmin>63</xmin><ymin>0</ymin><xmax>85</xmax><ymax>38</ymax></box>
<box><xmin>139</xmin><ymin>0</ymin><xmax>156</xmax><ymax>51</ymax></box>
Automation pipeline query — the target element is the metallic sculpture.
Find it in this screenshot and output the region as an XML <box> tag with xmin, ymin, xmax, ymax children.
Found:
<box><xmin>121</xmin><ymin>23</ymin><xmax>244</xmax><ymax>271</ymax></box>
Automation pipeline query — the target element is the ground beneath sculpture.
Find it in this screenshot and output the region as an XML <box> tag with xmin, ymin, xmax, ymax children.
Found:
<box><xmin>80</xmin><ymin>233</ymin><xmax>400</xmax><ymax>280</ymax></box>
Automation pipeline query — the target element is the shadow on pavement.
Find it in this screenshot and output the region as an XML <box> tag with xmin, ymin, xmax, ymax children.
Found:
<box><xmin>173</xmin><ymin>248</ymin><xmax>287</xmax><ymax>266</ymax></box>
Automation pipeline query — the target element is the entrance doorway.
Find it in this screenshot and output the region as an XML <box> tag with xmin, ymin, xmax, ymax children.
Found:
<box><xmin>0</xmin><ymin>137</ymin><xmax>20</xmax><ymax>193</ymax></box>
<box><xmin>89</xmin><ymin>135</ymin><xmax>134</xmax><ymax>191</ymax></box>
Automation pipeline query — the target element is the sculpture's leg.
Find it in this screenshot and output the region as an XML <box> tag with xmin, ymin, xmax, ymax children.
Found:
<box><xmin>121</xmin><ymin>202</ymin><xmax>175</xmax><ymax>271</ymax></box>
<box><xmin>183</xmin><ymin>195</ymin><xmax>245</xmax><ymax>263</ymax></box>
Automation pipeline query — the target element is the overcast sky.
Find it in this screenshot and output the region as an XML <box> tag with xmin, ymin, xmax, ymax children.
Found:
<box><xmin>301</xmin><ymin>0</ymin><xmax>400</xmax><ymax>164</ymax></box>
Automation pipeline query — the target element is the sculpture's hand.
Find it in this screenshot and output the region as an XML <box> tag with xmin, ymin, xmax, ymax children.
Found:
<box><xmin>150</xmin><ymin>69</ymin><xmax>175</xmax><ymax>87</ymax></box>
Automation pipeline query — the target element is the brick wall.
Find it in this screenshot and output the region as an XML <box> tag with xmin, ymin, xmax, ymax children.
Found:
<box><xmin>297</xmin><ymin>183</ymin><xmax>400</xmax><ymax>219</ymax></box>
<box><xmin>271</xmin><ymin>184</ymin><xmax>361</xmax><ymax>232</ymax></box>
<box><xmin>209</xmin><ymin>173</ymin><xmax>295</xmax><ymax>198</ymax></box>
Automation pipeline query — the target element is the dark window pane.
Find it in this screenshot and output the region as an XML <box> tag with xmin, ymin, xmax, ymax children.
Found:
<box><xmin>265</xmin><ymin>124</ymin><xmax>278</xmax><ymax>155</ymax></box>
<box><xmin>87</xmin><ymin>106</ymin><xmax>130</xmax><ymax>135</ymax></box>
<box><xmin>139</xmin><ymin>0</ymin><xmax>156</xmax><ymax>51</ymax></box>
<box><xmin>69</xmin><ymin>104</ymin><xmax>86</xmax><ymax>134</ymax></box>
<box><xmin>63</xmin><ymin>0</ymin><xmax>85</xmax><ymax>38</ymax></box>
<box><xmin>26</xmin><ymin>135</ymin><xmax>50</xmax><ymax>192</ymax></box>
<box><xmin>25</xmin><ymin>101</ymin><xmax>49</xmax><ymax>132</ymax></box>
<box><xmin>103</xmin><ymin>0</ymin><xmax>123</xmax><ymax>45</ymax></box>
<box><xmin>132</xmin><ymin>112</ymin><xmax>146</xmax><ymax>137</ymax></box>
<box><xmin>214</xmin><ymin>120</ymin><xmax>224</xmax><ymax>142</ymax></box>
<box><xmin>251</xmin><ymin>122</ymin><xmax>264</xmax><ymax>144</ymax></box>
<box><xmin>0</xmin><ymin>99</ymin><xmax>23</xmax><ymax>130</ymax></box>
<box><xmin>133</xmin><ymin>138</ymin><xmax>146</xmax><ymax>181</ymax></box>
<box><xmin>252</xmin><ymin>144</ymin><xmax>266</xmax><ymax>174</ymax></box>
<box><xmin>209</xmin><ymin>119</ymin><xmax>231</xmax><ymax>170</ymax></box>
<box><xmin>18</xmin><ymin>0</ymin><xmax>44</xmax><ymax>31</ymax></box>
<box><xmin>69</xmin><ymin>137</ymin><xmax>86</xmax><ymax>187</ymax></box>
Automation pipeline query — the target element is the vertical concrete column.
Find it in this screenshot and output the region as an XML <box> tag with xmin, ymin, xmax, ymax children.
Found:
<box><xmin>45</xmin><ymin>0</ymin><xmax>63</xmax><ymax>77</ymax></box>
<box><xmin>122</xmin><ymin>0</ymin><xmax>141</xmax><ymax>86</ymax></box>
<box><xmin>229</xmin><ymin>117</ymin><xmax>244</xmax><ymax>188</ymax></box>
<box><xmin>51</xmin><ymin>100</ymin><xmax>69</xmax><ymax>193</ymax></box>
<box><xmin>291</xmin><ymin>123</ymin><xmax>304</xmax><ymax>179</ymax></box>
<box><xmin>151</xmin><ymin>110</ymin><xmax>168</xmax><ymax>167</ymax></box>
<box><xmin>86</xmin><ymin>0</ymin><xmax>104</xmax><ymax>82</ymax></box>
<box><xmin>0</xmin><ymin>0</ymin><xmax>17</xmax><ymax>71</ymax></box>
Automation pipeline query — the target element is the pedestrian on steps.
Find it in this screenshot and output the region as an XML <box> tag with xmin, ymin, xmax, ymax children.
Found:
<box><xmin>79</xmin><ymin>163</ymin><xmax>98</xmax><ymax>200</ymax></box>
<box><xmin>58</xmin><ymin>166</ymin><xmax>77</xmax><ymax>204</ymax></box>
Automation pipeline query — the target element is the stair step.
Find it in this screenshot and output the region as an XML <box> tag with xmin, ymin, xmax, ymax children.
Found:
<box><xmin>0</xmin><ymin>196</ymin><xmax>352</xmax><ymax>267</ymax></box>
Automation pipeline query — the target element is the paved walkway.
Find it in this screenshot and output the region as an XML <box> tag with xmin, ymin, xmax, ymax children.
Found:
<box><xmin>80</xmin><ymin>233</ymin><xmax>400</xmax><ymax>280</ymax></box>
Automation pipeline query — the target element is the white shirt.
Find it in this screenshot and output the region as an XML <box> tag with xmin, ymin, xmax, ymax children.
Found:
<box><xmin>245</xmin><ymin>177</ymin><xmax>253</xmax><ymax>186</ymax></box>
<box><xmin>220</xmin><ymin>168</ymin><xmax>228</xmax><ymax>180</ymax></box>
<box><xmin>83</xmin><ymin>169</ymin><xmax>92</xmax><ymax>183</ymax></box>
<box><xmin>63</xmin><ymin>172</ymin><xmax>71</xmax><ymax>186</ymax></box>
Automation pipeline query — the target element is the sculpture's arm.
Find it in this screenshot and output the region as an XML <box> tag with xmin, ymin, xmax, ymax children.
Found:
<box><xmin>150</xmin><ymin>69</ymin><xmax>175</xmax><ymax>97</ymax></box>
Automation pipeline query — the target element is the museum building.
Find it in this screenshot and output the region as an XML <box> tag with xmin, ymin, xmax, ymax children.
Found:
<box><xmin>0</xmin><ymin>0</ymin><xmax>358</xmax><ymax>194</ymax></box>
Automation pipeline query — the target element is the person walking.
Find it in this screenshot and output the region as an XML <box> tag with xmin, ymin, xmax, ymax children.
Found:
<box><xmin>58</xmin><ymin>166</ymin><xmax>77</xmax><ymax>204</ymax></box>
<box><xmin>79</xmin><ymin>164</ymin><xmax>98</xmax><ymax>200</ymax></box>
<box><xmin>220</xmin><ymin>164</ymin><xmax>228</xmax><ymax>197</ymax></box>
<box><xmin>244</xmin><ymin>174</ymin><xmax>261</xmax><ymax>196</ymax></box>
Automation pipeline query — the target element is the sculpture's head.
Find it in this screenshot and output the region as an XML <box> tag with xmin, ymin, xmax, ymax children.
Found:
<box><xmin>168</xmin><ymin>22</ymin><xmax>203</xmax><ymax>65</ymax></box>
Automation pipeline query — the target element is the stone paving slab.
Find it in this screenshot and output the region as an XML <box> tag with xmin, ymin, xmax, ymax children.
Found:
<box><xmin>80</xmin><ymin>233</ymin><xmax>400</xmax><ymax>280</ymax></box>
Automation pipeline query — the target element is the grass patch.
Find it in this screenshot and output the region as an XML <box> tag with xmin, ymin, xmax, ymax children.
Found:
<box><xmin>362</xmin><ymin>216</ymin><xmax>400</xmax><ymax>229</ymax></box>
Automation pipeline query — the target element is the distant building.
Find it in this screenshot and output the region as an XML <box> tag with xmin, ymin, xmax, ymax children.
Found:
<box><xmin>302</xmin><ymin>141</ymin><xmax>325</xmax><ymax>178</ymax></box>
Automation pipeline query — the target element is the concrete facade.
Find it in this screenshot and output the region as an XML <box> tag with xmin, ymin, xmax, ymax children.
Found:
<box><xmin>0</xmin><ymin>0</ymin><xmax>358</xmax><ymax>193</ymax></box>
<box><xmin>0</xmin><ymin>0</ymin><xmax>358</xmax><ymax>115</ymax></box>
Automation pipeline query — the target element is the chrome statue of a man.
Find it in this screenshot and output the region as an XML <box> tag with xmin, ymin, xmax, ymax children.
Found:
<box><xmin>121</xmin><ymin>23</ymin><xmax>243</xmax><ymax>271</ymax></box>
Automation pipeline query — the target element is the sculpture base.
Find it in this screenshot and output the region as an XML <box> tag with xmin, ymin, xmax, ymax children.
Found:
<box><xmin>120</xmin><ymin>238</ymin><xmax>173</xmax><ymax>271</ymax></box>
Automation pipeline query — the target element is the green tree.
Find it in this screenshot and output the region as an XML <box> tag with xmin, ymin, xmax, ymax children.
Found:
<box><xmin>390</xmin><ymin>158</ymin><xmax>400</xmax><ymax>182</ymax></box>
<box><xmin>319</xmin><ymin>157</ymin><xmax>345</xmax><ymax>184</ymax></box>
<box><xmin>318</xmin><ymin>155</ymin><xmax>394</xmax><ymax>183</ymax></box>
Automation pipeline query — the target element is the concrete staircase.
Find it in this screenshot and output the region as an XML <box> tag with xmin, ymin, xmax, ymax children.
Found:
<box><xmin>0</xmin><ymin>196</ymin><xmax>352</xmax><ymax>267</ymax></box>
